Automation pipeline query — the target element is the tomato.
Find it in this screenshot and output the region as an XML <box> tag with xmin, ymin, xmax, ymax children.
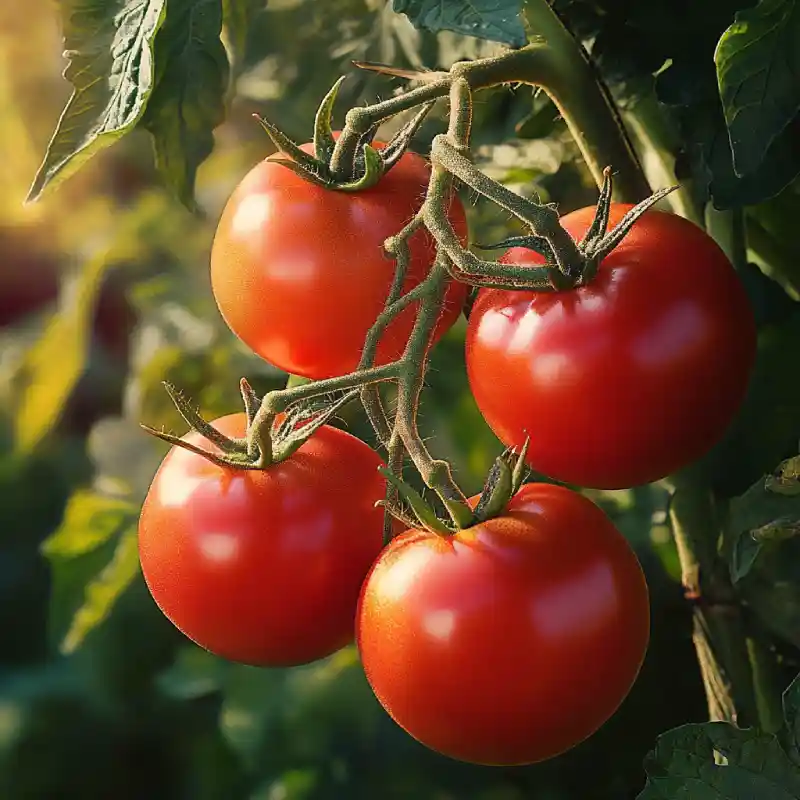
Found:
<box><xmin>210</xmin><ymin>142</ymin><xmax>469</xmax><ymax>379</ymax></box>
<box><xmin>465</xmin><ymin>205</ymin><xmax>756</xmax><ymax>489</ymax></box>
<box><xmin>356</xmin><ymin>483</ymin><xmax>649</xmax><ymax>765</ymax></box>
<box><xmin>138</xmin><ymin>414</ymin><xmax>386</xmax><ymax>667</ymax></box>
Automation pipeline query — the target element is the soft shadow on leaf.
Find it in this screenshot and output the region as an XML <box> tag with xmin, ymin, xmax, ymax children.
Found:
<box><xmin>142</xmin><ymin>0</ymin><xmax>230</xmax><ymax>210</ymax></box>
<box><xmin>393</xmin><ymin>0</ymin><xmax>527</xmax><ymax>48</ymax></box>
<box><xmin>715</xmin><ymin>0</ymin><xmax>800</xmax><ymax>178</ymax></box>
<box><xmin>27</xmin><ymin>0</ymin><xmax>167</xmax><ymax>202</ymax></box>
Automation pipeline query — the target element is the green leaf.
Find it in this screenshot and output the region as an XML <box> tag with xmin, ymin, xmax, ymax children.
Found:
<box><xmin>27</xmin><ymin>0</ymin><xmax>167</xmax><ymax>202</ymax></box>
<box><xmin>42</xmin><ymin>490</ymin><xmax>137</xmax><ymax>559</ymax></box>
<box><xmin>658</xmin><ymin>62</ymin><xmax>800</xmax><ymax>210</ymax></box>
<box><xmin>41</xmin><ymin>490</ymin><xmax>139</xmax><ymax>652</ymax></box>
<box><xmin>61</xmin><ymin>526</ymin><xmax>141</xmax><ymax>654</ymax></box>
<box><xmin>715</xmin><ymin>0</ymin><xmax>800</xmax><ymax>178</ymax></box>
<box><xmin>222</xmin><ymin>0</ymin><xmax>267</xmax><ymax>74</ymax></box>
<box><xmin>638</xmin><ymin>721</ymin><xmax>800</xmax><ymax>799</ymax></box>
<box><xmin>784</xmin><ymin>672</ymin><xmax>800</xmax><ymax>763</ymax></box>
<box><xmin>141</xmin><ymin>0</ymin><xmax>230</xmax><ymax>210</ymax></box>
<box><xmin>393</xmin><ymin>0</ymin><xmax>526</xmax><ymax>48</ymax></box>
<box><xmin>13</xmin><ymin>254</ymin><xmax>113</xmax><ymax>454</ymax></box>
<box><xmin>727</xmin><ymin>471</ymin><xmax>800</xmax><ymax>582</ymax></box>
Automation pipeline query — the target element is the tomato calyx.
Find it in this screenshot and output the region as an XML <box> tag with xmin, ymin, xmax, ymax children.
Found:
<box><xmin>476</xmin><ymin>168</ymin><xmax>678</xmax><ymax>291</ymax></box>
<box><xmin>252</xmin><ymin>77</ymin><xmax>435</xmax><ymax>193</ymax></box>
<box><xmin>378</xmin><ymin>443</ymin><xmax>530</xmax><ymax>536</ymax></box>
<box><xmin>140</xmin><ymin>379</ymin><xmax>357</xmax><ymax>470</ymax></box>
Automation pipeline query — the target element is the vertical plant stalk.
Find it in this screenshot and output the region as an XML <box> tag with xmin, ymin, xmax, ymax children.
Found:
<box><xmin>520</xmin><ymin>0</ymin><xmax>649</xmax><ymax>201</ymax></box>
<box><xmin>669</xmin><ymin>481</ymin><xmax>760</xmax><ymax>728</ymax></box>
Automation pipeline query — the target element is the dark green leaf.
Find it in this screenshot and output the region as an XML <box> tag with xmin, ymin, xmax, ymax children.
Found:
<box><xmin>141</xmin><ymin>0</ymin><xmax>229</xmax><ymax>210</ymax></box>
<box><xmin>393</xmin><ymin>0</ymin><xmax>526</xmax><ymax>48</ymax></box>
<box><xmin>638</xmin><ymin>722</ymin><xmax>800</xmax><ymax>799</ymax></box>
<box><xmin>784</xmin><ymin>672</ymin><xmax>800</xmax><ymax>763</ymax></box>
<box><xmin>715</xmin><ymin>0</ymin><xmax>800</xmax><ymax>178</ymax></box>
<box><xmin>728</xmin><ymin>471</ymin><xmax>800</xmax><ymax>581</ymax></box>
<box><xmin>222</xmin><ymin>0</ymin><xmax>267</xmax><ymax>75</ymax></box>
<box><xmin>27</xmin><ymin>0</ymin><xmax>167</xmax><ymax>201</ymax></box>
<box><xmin>658</xmin><ymin>61</ymin><xmax>800</xmax><ymax>209</ymax></box>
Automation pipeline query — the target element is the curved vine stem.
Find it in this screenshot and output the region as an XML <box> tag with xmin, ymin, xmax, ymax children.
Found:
<box><xmin>248</xmin><ymin>12</ymin><xmax>650</xmax><ymax>528</ymax></box>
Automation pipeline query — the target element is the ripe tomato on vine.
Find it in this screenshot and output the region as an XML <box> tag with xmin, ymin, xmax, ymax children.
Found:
<box><xmin>210</xmin><ymin>142</ymin><xmax>469</xmax><ymax>380</ymax></box>
<box><xmin>139</xmin><ymin>413</ymin><xmax>386</xmax><ymax>667</ymax></box>
<box><xmin>466</xmin><ymin>205</ymin><xmax>757</xmax><ymax>489</ymax></box>
<box><xmin>356</xmin><ymin>483</ymin><xmax>650</xmax><ymax>765</ymax></box>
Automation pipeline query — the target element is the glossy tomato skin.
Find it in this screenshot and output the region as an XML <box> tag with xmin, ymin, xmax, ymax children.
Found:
<box><xmin>139</xmin><ymin>414</ymin><xmax>386</xmax><ymax>667</ymax></box>
<box><xmin>211</xmin><ymin>143</ymin><xmax>469</xmax><ymax>379</ymax></box>
<box><xmin>465</xmin><ymin>205</ymin><xmax>757</xmax><ymax>489</ymax></box>
<box><xmin>356</xmin><ymin>483</ymin><xmax>649</xmax><ymax>766</ymax></box>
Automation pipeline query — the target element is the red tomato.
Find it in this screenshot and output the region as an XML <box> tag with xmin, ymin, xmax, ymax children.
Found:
<box><xmin>138</xmin><ymin>414</ymin><xmax>386</xmax><ymax>667</ymax></box>
<box><xmin>356</xmin><ymin>483</ymin><xmax>649</xmax><ymax>765</ymax></box>
<box><xmin>465</xmin><ymin>205</ymin><xmax>756</xmax><ymax>489</ymax></box>
<box><xmin>210</xmin><ymin>142</ymin><xmax>469</xmax><ymax>379</ymax></box>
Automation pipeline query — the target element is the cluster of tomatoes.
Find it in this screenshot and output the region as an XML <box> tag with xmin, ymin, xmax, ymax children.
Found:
<box><xmin>138</xmin><ymin>146</ymin><xmax>756</xmax><ymax>766</ymax></box>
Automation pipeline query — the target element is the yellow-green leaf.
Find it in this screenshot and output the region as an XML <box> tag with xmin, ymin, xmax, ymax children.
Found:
<box><xmin>42</xmin><ymin>490</ymin><xmax>137</xmax><ymax>558</ymax></box>
<box><xmin>61</xmin><ymin>525</ymin><xmax>141</xmax><ymax>654</ymax></box>
<box><xmin>13</xmin><ymin>253</ymin><xmax>112</xmax><ymax>454</ymax></box>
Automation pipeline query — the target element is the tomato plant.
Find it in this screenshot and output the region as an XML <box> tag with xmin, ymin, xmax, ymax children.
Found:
<box><xmin>210</xmin><ymin>142</ymin><xmax>469</xmax><ymax>380</ymax></box>
<box><xmin>16</xmin><ymin>0</ymin><xmax>800</xmax><ymax>794</ymax></box>
<box><xmin>466</xmin><ymin>205</ymin><xmax>757</xmax><ymax>489</ymax></box>
<box><xmin>356</xmin><ymin>483</ymin><xmax>650</xmax><ymax>766</ymax></box>
<box><xmin>138</xmin><ymin>413</ymin><xmax>386</xmax><ymax>667</ymax></box>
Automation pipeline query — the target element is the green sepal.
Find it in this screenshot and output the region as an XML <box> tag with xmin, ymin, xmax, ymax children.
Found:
<box><xmin>267</xmin><ymin>158</ymin><xmax>334</xmax><ymax>189</ymax></box>
<box><xmin>239</xmin><ymin>378</ymin><xmax>261</xmax><ymax>428</ymax></box>
<box><xmin>313</xmin><ymin>76</ymin><xmax>347</xmax><ymax>163</ymax></box>
<box><xmin>580</xmin><ymin>166</ymin><xmax>613</xmax><ymax>247</ymax></box>
<box><xmin>272</xmin><ymin>389</ymin><xmax>359</xmax><ymax>461</ymax></box>
<box><xmin>381</xmin><ymin>101</ymin><xmax>436</xmax><ymax>172</ymax></box>
<box><xmin>475</xmin><ymin>234</ymin><xmax>555</xmax><ymax>261</ymax></box>
<box><xmin>161</xmin><ymin>382</ymin><xmax>244</xmax><ymax>455</ymax></box>
<box><xmin>441</xmin><ymin>496</ymin><xmax>475</xmax><ymax>530</ymax></box>
<box><xmin>378</xmin><ymin>467</ymin><xmax>453</xmax><ymax>536</ymax></box>
<box><xmin>253</xmin><ymin>114</ymin><xmax>327</xmax><ymax>176</ymax></box>
<box><xmin>375</xmin><ymin>499</ymin><xmax>418</xmax><ymax>531</ymax></box>
<box><xmin>547</xmin><ymin>267</ymin><xmax>574</xmax><ymax>291</ymax></box>
<box><xmin>585</xmin><ymin>184</ymin><xmax>678</xmax><ymax>262</ymax></box>
<box><xmin>473</xmin><ymin>453</ymin><xmax>514</xmax><ymax>523</ymax></box>
<box><xmin>511</xmin><ymin>438</ymin><xmax>530</xmax><ymax>494</ymax></box>
<box><xmin>337</xmin><ymin>144</ymin><xmax>385</xmax><ymax>192</ymax></box>
<box><xmin>139</xmin><ymin>424</ymin><xmax>257</xmax><ymax>470</ymax></box>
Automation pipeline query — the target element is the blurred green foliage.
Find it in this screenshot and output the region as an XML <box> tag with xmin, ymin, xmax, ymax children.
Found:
<box><xmin>1</xmin><ymin>0</ymin><xmax>799</xmax><ymax>797</ymax></box>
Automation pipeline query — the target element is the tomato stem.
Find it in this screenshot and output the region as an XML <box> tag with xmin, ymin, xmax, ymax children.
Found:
<box><xmin>669</xmin><ymin>481</ymin><xmax>761</xmax><ymax>728</ymax></box>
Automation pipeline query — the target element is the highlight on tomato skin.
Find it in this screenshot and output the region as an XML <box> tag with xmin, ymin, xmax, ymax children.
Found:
<box><xmin>209</xmin><ymin>141</ymin><xmax>470</xmax><ymax>381</ymax></box>
<box><xmin>137</xmin><ymin>413</ymin><xmax>387</xmax><ymax>668</ymax></box>
<box><xmin>355</xmin><ymin>482</ymin><xmax>650</xmax><ymax>766</ymax></box>
<box><xmin>465</xmin><ymin>205</ymin><xmax>758</xmax><ymax>490</ymax></box>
